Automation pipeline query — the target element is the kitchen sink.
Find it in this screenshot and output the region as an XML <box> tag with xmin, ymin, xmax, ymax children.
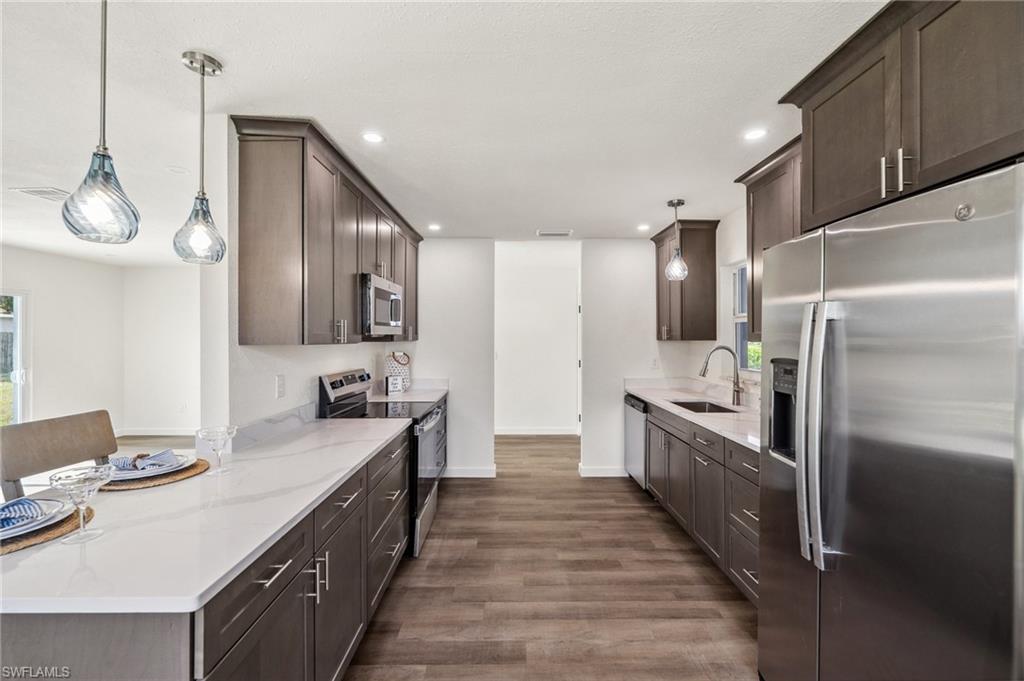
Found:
<box><xmin>671</xmin><ymin>401</ymin><xmax>736</xmax><ymax>414</ymax></box>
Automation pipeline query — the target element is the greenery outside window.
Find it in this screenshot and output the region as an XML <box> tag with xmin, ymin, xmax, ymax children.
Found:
<box><xmin>732</xmin><ymin>265</ymin><xmax>761</xmax><ymax>371</ymax></box>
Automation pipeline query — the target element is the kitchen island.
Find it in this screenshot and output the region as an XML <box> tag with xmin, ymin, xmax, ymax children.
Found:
<box><xmin>1</xmin><ymin>417</ymin><xmax>411</xmax><ymax>681</ymax></box>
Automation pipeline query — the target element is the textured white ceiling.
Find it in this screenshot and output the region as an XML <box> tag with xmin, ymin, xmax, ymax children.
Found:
<box><xmin>2</xmin><ymin>1</ymin><xmax>883</xmax><ymax>265</ymax></box>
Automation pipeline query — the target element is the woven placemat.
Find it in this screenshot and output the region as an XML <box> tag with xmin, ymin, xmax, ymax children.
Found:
<box><xmin>0</xmin><ymin>506</ymin><xmax>95</xmax><ymax>555</ymax></box>
<box><xmin>100</xmin><ymin>459</ymin><xmax>210</xmax><ymax>491</ymax></box>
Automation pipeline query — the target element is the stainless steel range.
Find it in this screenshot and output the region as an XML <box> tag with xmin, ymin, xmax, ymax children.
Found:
<box><xmin>318</xmin><ymin>369</ymin><xmax>446</xmax><ymax>557</ymax></box>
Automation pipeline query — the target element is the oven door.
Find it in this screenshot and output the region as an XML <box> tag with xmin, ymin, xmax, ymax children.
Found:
<box><xmin>361</xmin><ymin>273</ymin><xmax>403</xmax><ymax>336</ymax></box>
<box><xmin>414</xmin><ymin>406</ymin><xmax>446</xmax><ymax>502</ymax></box>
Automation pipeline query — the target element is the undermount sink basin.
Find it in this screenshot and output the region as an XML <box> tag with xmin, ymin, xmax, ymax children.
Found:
<box><xmin>671</xmin><ymin>400</ymin><xmax>736</xmax><ymax>414</ymax></box>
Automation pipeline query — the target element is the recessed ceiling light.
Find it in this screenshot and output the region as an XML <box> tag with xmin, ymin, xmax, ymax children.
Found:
<box><xmin>362</xmin><ymin>131</ymin><xmax>384</xmax><ymax>144</ymax></box>
<box><xmin>428</xmin><ymin>223</ymin><xmax>441</xmax><ymax>232</ymax></box>
<box><xmin>637</xmin><ymin>223</ymin><xmax>651</xmax><ymax>232</ymax></box>
<box><xmin>743</xmin><ymin>128</ymin><xmax>767</xmax><ymax>141</ymax></box>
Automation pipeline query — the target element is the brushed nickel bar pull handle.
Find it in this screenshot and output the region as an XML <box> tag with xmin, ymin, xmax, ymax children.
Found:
<box><xmin>255</xmin><ymin>558</ymin><xmax>293</xmax><ymax>590</ymax></box>
<box><xmin>694</xmin><ymin>455</ymin><xmax>710</xmax><ymax>467</ymax></box>
<box><xmin>880</xmin><ymin>156</ymin><xmax>895</xmax><ymax>199</ymax></box>
<box><xmin>386</xmin><ymin>542</ymin><xmax>402</xmax><ymax>557</ymax></box>
<box><xmin>333</xmin><ymin>489</ymin><xmax>360</xmax><ymax>509</ymax></box>
<box><xmin>694</xmin><ymin>436</ymin><xmax>714</xmax><ymax>448</ymax></box>
<box><xmin>742</xmin><ymin>568</ymin><xmax>760</xmax><ymax>585</ymax></box>
<box><xmin>898</xmin><ymin>147</ymin><xmax>914</xmax><ymax>189</ymax></box>
<box><xmin>304</xmin><ymin>562</ymin><xmax>321</xmax><ymax>604</ymax></box>
<box><xmin>334</xmin><ymin>321</ymin><xmax>343</xmax><ymax>343</ymax></box>
<box><xmin>743</xmin><ymin>508</ymin><xmax>760</xmax><ymax>523</ymax></box>
<box><xmin>385</xmin><ymin>490</ymin><xmax>402</xmax><ymax>502</ymax></box>
<box><xmin>741</xmin><ymin>462</ymin><xmax>760</xmax><ymax>474</ymax></box>
<box><xmin>321</xmin><ymin>550</ymin><xmax>330</xmax><ymax>592</ymax></box>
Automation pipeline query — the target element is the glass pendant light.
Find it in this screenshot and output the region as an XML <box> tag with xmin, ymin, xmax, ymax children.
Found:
<box><xmin>664</xmin><ymin>198</ymin><xmax>688</xmax><ymax>281</ymax></box>
<box><xmin>62</xmin><ymin>0</ymin><xmax>141</xmax><ymax>243</ymax></box>
<box><xmin>173</xmin><ymin>51</ymin><xmax>226</xmax><ymax>265</ymax></box>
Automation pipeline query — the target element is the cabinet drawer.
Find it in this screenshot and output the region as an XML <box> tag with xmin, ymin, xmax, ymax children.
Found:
<box><xmin>367</xmin><ymin>499</ymin><xmax>409</xmax><ymax>617</ymax></box>
<box><xmin>726</xmin><ymin>470</ymin><xmax>760</xmax><ymax>541</ymax></box>
<box><xmin>727</xmin><ymin>525</ymin><xmax>759</xmax><ymax>604</ymax></box>
<box><xmin>368</xmin><ymin>454</ymin><xmax>409</xmax><ymax>549</ymax></box>
<box><xmin>648</xmin><ymin>406</ymin><xmax>691</xmax><ymax>441</ymax></box>
<box><xmin>690</xmin><ymin>424</ymin><xmax>724</xmax><ymax>464</ymax></box>
<box><xmin>313</xmin><ymin>466</ymin><xmax>366</xmax><ymax>548</ymax></box>
<box><xmin>199</xmin><ymin>516</ymin><xmax>315</xmax><ymax>677</ymax></box>
<box><xmin>367</xmin><ymin>431</ymin><xmax>409</xmax><ymax>489</ymax></box>
<box><xmin>726</xmin><ymin>442</ymin><xmax>760</xmax><ymax>484</ymax></box>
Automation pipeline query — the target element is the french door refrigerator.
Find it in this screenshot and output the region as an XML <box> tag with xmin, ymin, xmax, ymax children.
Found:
<box><xmin>758</xmin><ymin>162</ymin><xmax>1022</xmax><ymax>681</ymax></box>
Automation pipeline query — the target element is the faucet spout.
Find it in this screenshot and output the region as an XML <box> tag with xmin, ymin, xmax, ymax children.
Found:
<box><xmin>699</xmin><ymin>345</ymin><xmax>743</xmax><ymax>406</ymax></box>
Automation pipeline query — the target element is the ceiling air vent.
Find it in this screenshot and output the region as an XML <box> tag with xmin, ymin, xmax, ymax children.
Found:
<box><xmin>12</xmin><ymin>187</ymin><xmax>70</xmax><ymax>202</ymax></box>
<box><xmin>536</xmin><ymin>229</ymin><xmax>574</xmax><ymax>238</ymax></box>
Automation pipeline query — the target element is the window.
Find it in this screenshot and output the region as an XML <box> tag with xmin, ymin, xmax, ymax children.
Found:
<box><xmin>0</xmin><ymin>294</ymin><xmax>26</xmax><ymax>426</ymax></box>
<box><xmin>732</xmin><ymin>265</ymin><xmax>761</xmax><ymax>371</ymax></box>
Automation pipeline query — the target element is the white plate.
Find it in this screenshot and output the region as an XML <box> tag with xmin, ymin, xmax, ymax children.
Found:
<box><xmin>0</xmin><ymin>498</ymin><xmax>76</xmax><ymax>541</ymax></box>
<box><xmin>110</xmin><ymin>453</ymin><xmax>197</xmax><ymax>481</ymax></box>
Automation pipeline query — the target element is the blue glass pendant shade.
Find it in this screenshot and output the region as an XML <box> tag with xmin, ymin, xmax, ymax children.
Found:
<box><xmin>173</xmin><ymin>194</ymin><xmax>226</xmax><ymax>265</ymax></box>
<box><xmin>62</xmin><ymin>151</ymin><xmax>140</xmax><ymax>243</ymax></box>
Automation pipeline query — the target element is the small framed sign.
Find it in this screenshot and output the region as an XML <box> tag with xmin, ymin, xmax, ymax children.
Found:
<box><xmin>386</xmin><ymin>375</ymin><xmax>405</xmax><ymax>395</ymax></box>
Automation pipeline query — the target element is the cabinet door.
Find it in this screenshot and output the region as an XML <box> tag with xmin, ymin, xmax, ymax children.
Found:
<box><xmin>646</xmin><ymin>422</ymin><xmax>668</xmax><ymax>502</ymax></box>
<box><xmin>406</xmin><ymin>240</ymin><xmax>419</xmax><ymax>341</ymax></box>
<box><xmin>334</xmin><ymin>182</ymin><xmax>361</xmax><ymax>344</ymax></box>
<box><xmin>205</xmin><ymin>566</ymin><xmax>314</xmax><ymax>681</ymax></box>
<box><xmin>747</xmin><ymin>154</ymin><xmax>800</xmax><ymax>342</ymax></box>
<box><xmin>360</xmin><ymin>200</ymin><xmax>379</xmax><ymax>276</ymax></box>
<box><xmin>691</xmin><ymin>452</ymin><xmax>725</xmax><ymax>566</ymax></box>
<box><xmin>901</xmin><ymin>1</ymin><xmax>1024</xmax><ymax>193</ymax></box>
<box><xmin>802</xmin><ymin>31</ymin><xmax>901</xmax><ymax>230</ymax></box>
<box><xmin>378</xmin><ymin>217</ymin><xmax>394</xmax><ymax>281</ymax></box>
<box><xmin>304</xmin><ymin>142</ymin><xmax>338</xmax><ymax>345</ymax></box>
<box><xmin>392</xmin><ymin>229</ymin><xmax>408</xmax><ymax>335</ymax></box>
<box><xmin>655</xmin><ymin>239</ymin><xmax>671</xmax><ymax>340</ymax></box>
<box><xmin>665</xmin><ymin>434</ymin><xmax>691</xmax><ymax>529</ymax></box>
<box><xmin>677</xmin><ymin>227</ymin><xmax>716</xmax><ymax>340</ymax></box>
<box><xmin>315</xmin><ymin>502</ymin><xmax>366</xmax><ymax>681</ymax></box>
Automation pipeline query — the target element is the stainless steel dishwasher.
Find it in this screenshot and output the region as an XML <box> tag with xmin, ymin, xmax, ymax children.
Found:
<box><xmin>624</xmin><ymin>394</ymin><xmax>647</xmax><ymax>488</ymax></box>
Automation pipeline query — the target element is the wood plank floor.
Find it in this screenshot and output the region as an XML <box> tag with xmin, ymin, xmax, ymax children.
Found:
<box><xmin>345</xmin><ymin>435</ymin><xmax>757</xmax><ymax>681</ymax></box>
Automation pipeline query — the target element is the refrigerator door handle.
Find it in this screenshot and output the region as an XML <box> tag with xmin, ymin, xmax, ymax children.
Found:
<box><xmin>807</xmin><ymin>300</ymin><xmax>840</xmax><ymax>572</ymax></box>
<box><xmin>794</xmin><ymin>302</ymin><xmax>816</xmax><ymax>563</ymax></box>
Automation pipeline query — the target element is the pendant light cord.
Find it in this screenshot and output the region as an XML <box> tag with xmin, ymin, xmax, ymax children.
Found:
<box><xmin>198</xmin><ymin>64</ymin><xmax>206</xmax><ymax>196</ymax></box>
<box><xmin>97</xmin><ymin>0</ymin><xmax>107</xmax><ymax>152</ymax></box>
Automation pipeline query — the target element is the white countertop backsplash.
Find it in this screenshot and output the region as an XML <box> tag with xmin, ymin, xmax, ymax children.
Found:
<box><xmin>624</xmin><ymin>376</ymin><xmax>761</xmax><ymax>451</ymax></box>
<box><xmin>0</xmin><ymin>418</ymin><xmax>410</xmax><ymax>614</ymax></box>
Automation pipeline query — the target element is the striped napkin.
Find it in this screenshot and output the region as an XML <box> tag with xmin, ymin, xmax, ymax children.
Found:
<box><xmin>110</xmin><ymin>448</ymin><xmax>178</xmax><ymax>471</ymax></box>
<box><xmin>0</xmin><ymin>498</ymin><xmax>44</xmax><ymax>530</ymax></box>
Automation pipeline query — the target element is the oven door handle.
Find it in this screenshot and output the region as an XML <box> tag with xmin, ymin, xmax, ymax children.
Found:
<box><xmin>414</xmin><ymin>408</ymin><xmax>445</xmax><ymax>436</ymax></box>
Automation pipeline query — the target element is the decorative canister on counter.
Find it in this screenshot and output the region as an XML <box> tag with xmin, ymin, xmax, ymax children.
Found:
<box><xmin>385</xmin><ymin>351</ymin><xmax>412</xmax><ymax>393</ymax></box>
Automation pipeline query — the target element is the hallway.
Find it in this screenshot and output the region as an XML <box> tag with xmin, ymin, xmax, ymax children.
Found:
<box><xmin>346</xmin><ymin>435</ymin><xmax>757</xmax><ymax>681</ymax></box>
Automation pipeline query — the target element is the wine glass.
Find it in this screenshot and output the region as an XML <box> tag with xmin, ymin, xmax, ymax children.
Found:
<box><xmin>198</xmin><ymin>425</ymin><xmax>238</xmax><ymax>474</ymax></box>
<box><xmin>49</xmin><ymin>464</ymin><xmax>114</xmax><ymax>544</ymax></box>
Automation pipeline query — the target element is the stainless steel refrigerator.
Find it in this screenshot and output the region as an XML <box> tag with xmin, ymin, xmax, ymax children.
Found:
<box><xmin>758</xmin><ymin>162</ymin><xmax>1022</xmax><ymax>681</ymax></box>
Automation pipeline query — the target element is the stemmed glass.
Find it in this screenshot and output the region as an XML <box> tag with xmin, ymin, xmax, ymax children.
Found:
<box><xmin>49</xmin><ymin>464</ymin><xmax>114</xmax><ymax>544</ymax></box>
<box><xmin>198</xmin><ymin>425</ymin><xmax>238</xmax><ymax>475</ymax></box>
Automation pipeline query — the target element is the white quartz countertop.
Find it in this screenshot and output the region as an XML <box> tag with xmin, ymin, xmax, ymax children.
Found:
<box><xmin>625</xmin><ymin>386</ymin><xmax>761</xmax><ymax>452</ymax></box>
<box><xmin>0</xmin><ymin>418</ymin><xmax>410</xmax><ymax>614</ymax></box>
<box><xmin>369</xmin><ymin>388</ymin><xmax>448</xmax><ymax>404</ymax></box>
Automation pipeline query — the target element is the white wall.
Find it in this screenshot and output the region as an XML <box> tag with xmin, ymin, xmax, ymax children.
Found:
<box><xmin>494</xmin><ymin>241</ymin><xmax>580</xmax><ymax>435</ymax></box>
<box><xmin>389</xmin><ymin>239</ymin><xmax>496</xmax><ymax>477</ymax></box>
<box><xmin>122</xmin><ymin>267</ymin><xmax>201</xmax><ymax>434</ymax></box>
<box><xmin>579</xmin><ymin>205</ymin><xmax>754</xmax><ymax>477</ymax></box>
<box><xmin>1</xmin><ymin>246</ymin><xmax>125</xmax><ymax>428</ymax></box>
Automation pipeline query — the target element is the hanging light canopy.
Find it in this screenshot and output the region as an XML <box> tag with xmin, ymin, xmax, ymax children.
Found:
<box><xmin>62</xmin><ymin>0</ymin><xmax>141</xmax><ymax>244</ymax></box>
<box><xmin>664</xmin><ymin>198</ymin><xmax>688</xmax><ymax>281</ymax></box>
<box><xmin>173</xmin><ymin>51</ymin><xmax>227</xmax><ymax>265</ymax></box>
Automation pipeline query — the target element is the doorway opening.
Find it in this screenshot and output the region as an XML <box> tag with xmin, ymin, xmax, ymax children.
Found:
<box><xmin>0</xmin><ymin>293</ymin><xmax>27</xmax><ymax>426</ymax></box>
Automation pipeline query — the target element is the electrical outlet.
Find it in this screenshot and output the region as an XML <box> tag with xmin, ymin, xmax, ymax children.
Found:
<box><xmin>650</xmin><ymin>357</ymin><xmax>660</xmax><ymax>370</ymax></box>
<box><xmin>275</xmin><ymin>374</ymin><xmax>286</xmax><ymax>399</ymax></box>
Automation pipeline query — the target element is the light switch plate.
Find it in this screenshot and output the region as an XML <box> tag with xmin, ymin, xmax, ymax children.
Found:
<box><xmin>275</xmin><ymin>374</ymin><xmax>286</xmax><ymax>399</ymax></box>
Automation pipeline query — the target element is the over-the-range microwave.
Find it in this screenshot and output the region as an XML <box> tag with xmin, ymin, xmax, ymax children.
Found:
<box><xmin>361</xmin><ymin>273</ymin><xmax>403</xmax><ymax>336</ymax></box>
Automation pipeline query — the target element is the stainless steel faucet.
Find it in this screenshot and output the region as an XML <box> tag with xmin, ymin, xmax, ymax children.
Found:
<box><xmin>699</xmin><ymin>345</ymin><xmax>743</xmax><ymax>406</ymax></box>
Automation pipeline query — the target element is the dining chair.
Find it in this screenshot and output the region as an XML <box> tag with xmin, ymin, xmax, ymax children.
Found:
<box><xmin>1</xmin><ymin>410</ymin><xmax>117</xmax><ymax>501</ymax></box>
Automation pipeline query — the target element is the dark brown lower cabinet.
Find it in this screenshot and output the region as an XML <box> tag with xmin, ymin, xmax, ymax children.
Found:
<box><xmin>315</xmin><ymin>503</ymin><xmax>367</xmax><ymax>681</ymax></box>
<box><xmin>727</xmin><ymin>525</ymin><xmax>759</xmax><ymax>603</ymax></box>
<box><xmin>665</xmin><ymin>433</ymin><xmax>691</xmax><ymax>529</ymax></box>
<box><xmin>646</xmin><ymin>422</ymin><xmax>668</xmax><ymax>502</ymax></box>
<box><xmin>368</xmin><ymin>500</ymin><xmax>410</xmax><ymax>618</ymax></box>
<box><xmin>691</xmin><ymin>450</ymin><xmax>725</xmax><ymax>568</ymax></box>
<box><xmin>205</xmin><ymin>563</ymin><xmax>315</xmax><ymax>681</ymax></box>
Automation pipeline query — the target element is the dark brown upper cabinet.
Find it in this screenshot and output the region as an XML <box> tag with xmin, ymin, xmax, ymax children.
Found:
<box><xmin>652</xmin><ymin>220</ymin><xmax>718</xmax><ymax>341</ymax></box>
<box><xmin>233</xmin><ymin>117</ymin><xmax>423</xmax><ymax>345</ymax></box>
<box><xmin>405</xmin><ymin>240</ymin><xmax>419</xmax><ymax>341</ymax></box>
<box><xmin>781</xmin><ymin>1</ymin><xmax>1024</xmax><ymax>231</ymax></box>
<box><xmin>736</xmin><ymin>137</ymin><xmax>802</xmax><ymax>342</ymax></box>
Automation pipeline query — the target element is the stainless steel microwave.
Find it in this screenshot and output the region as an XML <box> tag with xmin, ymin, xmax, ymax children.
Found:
<box><xmin>361</xmin><ymin>273</ymin><xmax>403</xmax><ymax>336</ymax></box>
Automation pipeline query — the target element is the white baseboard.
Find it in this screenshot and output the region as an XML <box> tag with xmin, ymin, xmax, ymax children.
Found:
<box><xmin>495</xmin><ymin>426</ymin><xmax>580</xmax><ymax>436</ymax></box>
<box><xmin>443</xmin><ymin>466</ymin><xmax>497</xmax><ymax>478</ymax></box>
<box><xmin>116</xmin><ymin>428</ymin><xmax>197</xmax><ymax>437</ymax></box>
<box><xmin>578</xmin><ymin>464</ymin><xmax>628</xmax><ymax>478</ymax></box>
